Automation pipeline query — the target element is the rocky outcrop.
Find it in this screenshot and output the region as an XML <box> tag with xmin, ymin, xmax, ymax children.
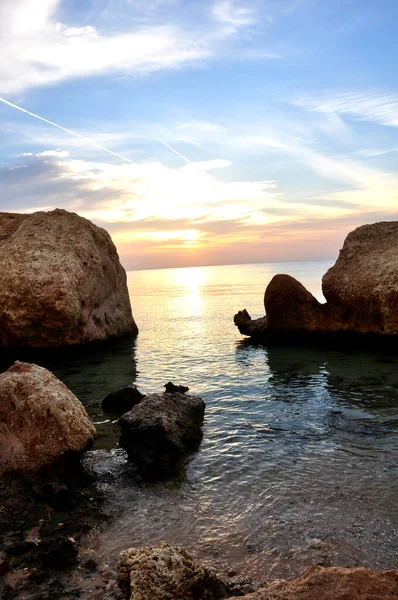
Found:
<box><xmin>229</xmin><ymin>565</ymin><xmax>398</xmax><ymax>600</ymax></box>
<box><xmin>234</xmin><ymin>221</ymin><xmax>398</xmax><ymax>341</ymax></box>
<box><xmin>0</xmin><ymin>208</ymin><xmax>137</xmax><ymax>349</ymax></box>
<box><xmin>118</xmin><ymin>390</ymin><xmax>205</xmax><ymax>478</ymax></box>
<box><xmin>0</xmin><ymin>361</ymin><xmax>96</xmax><ymax>474</ymax></box>
<box><xmin>322</xmin><ymin>221</ymin><xmax>398</xmax><ymax>335</ymax></box>
<box><xmin>102</xmin><ymin>385</ymin><xmax>145</xmax><ymax>415</ymax></box>
<box><xmin>117</xmin><ymin>541</ymin><xmax>228</xmax><ymax>600</ymax></box>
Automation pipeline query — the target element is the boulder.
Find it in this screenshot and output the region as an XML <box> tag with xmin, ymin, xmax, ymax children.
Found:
<box><xmin>118</xmin><ymin>391</ymin><xmax>205</xmax><ymax>478</ymax></box>
<box><xmin>322</xmin><ymin>221</ymin><xmax>398</xmax><ymax>334</ymax></box>
<box><xmin>229</xmin><ymin>565</ymin><xmax>398</xmax><ymax>600</ymax></box>
<box><xmin>0</xmin><ymin>361</ymin><xmax>96</xmax><ymax>475</ymax></box>
<box><xmin>117</xmin><ymin>541</ymin><xmax>228</xmax><ymax>600</ymax></box>
<box><xmin>0</xmin><ymin>208</ymin><xmax>137</xmax><ymax>349</ymax></box>
<box><xmin>102</xmin><ymin>385</ymin><xmax>145</xmax><ymax>415</ymax></box>
<box><xmin>264</xmin><ymin>275</ymin><xmax>324</xmax><ymax>331</ymax></box>
<box><xmin>234</xmin><ymin>221</ymin><xmax>398</xmax><ymax>341</ymax></box>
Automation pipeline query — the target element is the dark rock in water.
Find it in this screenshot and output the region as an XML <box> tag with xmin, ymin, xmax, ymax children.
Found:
<box><xmin>164</xmin><ymin>381</ymin><xmax>189</xmax><ymax>394</ymax></box>
<box><xmin>118</xmin><ymin>391</ymin><xmax>205</xmax><ymax>478</ymax></box>
<box><xmin>0</xmin><ymin>208</ymin><xmax>138</xmax><ymax>349</ymax></box>
<box><xmin>234</xmin><ymin>221</ymin><xmax>398</xmax><ymax>343</ymax></box>
<box><xmin>0</xmin><ymin>559</ymin><xmax>9</xmax><ymax>578</ymax></box>
<box><xmin>37</xmin><ymin>537</ymin><xmax>79</xmax><ymax>568</ymax></box>
<box><xmin>264</xmin><ymin>274</ymin><xmax>324</xmax><ymax>331</ymax></box>
<box><xmin>102</xmin><ymin>384</ymin><xmax>145</xmax><ymax>415</ymax></box>
<box><xmin>118</xmin><ymin>541</ymin><xmax>228</xmax><ymax>600</ymax></box>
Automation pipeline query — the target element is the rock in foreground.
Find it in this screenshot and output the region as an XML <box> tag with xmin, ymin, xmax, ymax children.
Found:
<box><xmin>234</xmin><ymin>221</ymin><xmax>398</xmax><ymax>341</ymax></box>
<box><xmin>0</xmin><ymin>208</ymin><xmax>137</xmax><ymax>349</ymax></box>
<box><xmin>231</xmin><ymin>565</ymin><xmax>398</xmax><ymax>600</ymax></box>
<box><xmin>118</xmin><ymin>390</ymin><xmax>205</xmax><ymax>478</ymax></box>
<box><xmin>0</xmin><ymin>361</ymin><xmax>96</xmax><ymax>475</ymax></box>
<box><xmin>117</xmin><ymin>541</ymin><xmax>228</xmax><ymax>600</ymax></box>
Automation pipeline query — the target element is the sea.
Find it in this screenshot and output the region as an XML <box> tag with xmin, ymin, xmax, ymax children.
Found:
<box><xmin>46</xmin><ymin>260</ymin><xmax>398</xmax><ymax>581</ymax></box>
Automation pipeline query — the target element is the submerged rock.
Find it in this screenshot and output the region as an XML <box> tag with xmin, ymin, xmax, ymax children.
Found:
<box><xmin>0</xmin><ymin>361</ymin><xmax>96</xmax><ymax>475</ymax></box>
<box><xmin>118</xmin><ymin>391</ymin><xmax>205</xmax><ymax>478</ymax></box>
<box><xmin>117</xmin><ymin>541</ymin><xmax>228</xmax><ymax>600</ymax></box>
<box><xmin>234</xmin><ymin>221</ymin><xmax>398</xmax><ymax>341</ymax></box>
<box><xmin>0</xmin><ymin>208</ymin><xmax>137</xmax><ymax>349</ymax></box>
<box><xmin>102</xmin><ymin>384</ymin><xmax>145</xmax><ymax>415</ymax></box>
<box><xmin>231</xmin><ymin>565</ymin><xmax>398</xmax><ymax>600</ymax></box>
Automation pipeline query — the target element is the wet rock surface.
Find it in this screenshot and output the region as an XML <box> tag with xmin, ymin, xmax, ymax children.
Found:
<box><xmin>230</xmin><ymin>565</ymin><xmax>398</xmax><ymax>600</ymax></box>
<box><xmin>117</xmin><ymin>541</ymin><xmax>228</xmax><ymax>600</ymax></box>
<box><xmin>0</xmin><ymin>361</ymin><xmax>96</xmax><ymax>475</ymax></box>
<box><xmin>0</xmin><ymin>462</ymin><xmax>106</xmax><ymax>600</ymax></box>
<box><xmin>102</xmin><ymin>385</ymin><xmax>145</xmax><ymax>415</ymax></box>
<box><xmin>234</xmin><ymin>221</ymin><xmax>398</xmax><ymax>342</ymax></box>
<box><xmin>118</xmin><ymin>390</ymin><xmax>205</xmax><ymax>478</ymax></box>
<box><xmin>0</xmin><ymin>208</ymin><xmax>138</xmax><ymax>349</ymax></box>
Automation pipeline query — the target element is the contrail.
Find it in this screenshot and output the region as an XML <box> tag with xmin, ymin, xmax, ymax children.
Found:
<box><xmin>0</xmin><ymin>96</ymin><xmax>138</xmax><ymax>165</ymax></box>
<box><xmin>156</xmin><ymin>136</ymin><xmax>192</xmax><ymax>164</ymax></box>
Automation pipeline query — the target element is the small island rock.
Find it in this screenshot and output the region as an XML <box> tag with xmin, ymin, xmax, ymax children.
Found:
<box><xmin>234</xmin><ymin>221</ymin><xmax>398</xmax><ymax>341</ymax></box>
<box><xmin>118</xmin><ymin>390</ymin><xmax>205</xmax><ymax>478</ymax></box>
<box><xmin>117</xmin><ymin>541</ymin><xmax>228</xmax><ymax>600</ymax></box>
<box><xmin>0</xmin><ymin>208</ymin><xmax>137</xmax><ymax>349</ymax></box>
<box><xmin>0</xmin><ymin>361</ymin><xmax>96</xmax><ymax>475</ymax></box>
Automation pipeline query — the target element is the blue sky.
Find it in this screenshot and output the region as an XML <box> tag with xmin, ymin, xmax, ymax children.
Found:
<box><xmin>0</xmin><ymin>0</ymin><xmax>397</xmax><ymax>269</ymax></box>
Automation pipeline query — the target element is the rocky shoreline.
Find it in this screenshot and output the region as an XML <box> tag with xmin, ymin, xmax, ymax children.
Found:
<box><xmin>1</xmin><ymin>210</ymin><xmax>398</xmax><ymax>599</ymax></box>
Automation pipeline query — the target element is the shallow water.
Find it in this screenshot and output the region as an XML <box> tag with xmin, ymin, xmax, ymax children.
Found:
<box><xmin>46</xmin><ymin>261</ymin><xmax>398</xmax><ymax>581</ymax></box>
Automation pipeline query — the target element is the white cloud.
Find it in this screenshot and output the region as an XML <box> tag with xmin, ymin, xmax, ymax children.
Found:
<box><xmin>37</xmin><ymin>149</ymin><xmax>70</xmax><ymax>158</ymax></box>
<box><xmin>0</xmin><ymin>0</ymin><xmax>272</xmax><ymax>95</ymax></box>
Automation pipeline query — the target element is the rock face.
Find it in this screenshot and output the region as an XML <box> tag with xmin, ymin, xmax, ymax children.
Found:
<box><xmin>234</xmin><ymin>221</ymin><xmax>398</xmax><ymax>340</ymax></box>
<box><xmin>322</xmin><ymin>221</ymin><xmax>398</xmax><ymax>335</ymax></box>
<box><xmin>117</xmin><ymin>541</ymin><xmax>228</xmax><ymax>600</ymax></box>
<box><xmin>231</xmin><ymin>565</ymin><xmax>398</xmax><ymax>600</ymax></box>
<box><xmin>118</xmin><ymin>391</ymin><xmax>205</xmax><ymax>478</ymax></box>
<box><xmin>102</xmin><ymin>385</ymin><xmax>145</xmax><ymax>415</ymax></box>
<box><xmin>0</xmin><ymin>208</ymin><xmax>137</xmax><ymax>349</ymax></box>
<box><xmin>0</xmin><ymin>361</ymin><xmax>96</xmax><ymax>474</ymax></box>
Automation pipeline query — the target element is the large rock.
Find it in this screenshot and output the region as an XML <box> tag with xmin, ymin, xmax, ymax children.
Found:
<box><xmin>322</xmin><ymin>221</ymin><xmax>398</xmax><ymax>334</ymax></box>
<box><xmin>118</xmin><ymin>391</ymin><xmax>205</xmax><ymax>478</ymax></box>
<box><xmin>234</xmin><ymin>221</ymin><xmax>398</xmax><ymax>340</ymax></box>
<box><xmin>230</xmin><ymin>565</ymin><xmax>398</xmax><ymax>600</ymax></box>
<box><xmin>0</xmin><ymin>361</ymin><xmax>96</xmax><ymax>474</ymax></box>
<box><xmin>117</xmin><ymin>541</ymin><xmax>228</xmax><ymax>600</ymax></box>
<box><xmin>0</xmin><ymin>208</ymin><xmax>137</xmax><ymax>348</ymax></box>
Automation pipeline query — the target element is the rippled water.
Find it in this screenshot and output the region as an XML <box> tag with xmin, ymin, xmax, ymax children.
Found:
<box><xmin>46</xmin><ymin>261</ymin><xmax>398</xmax><ymax>581</ymax></box>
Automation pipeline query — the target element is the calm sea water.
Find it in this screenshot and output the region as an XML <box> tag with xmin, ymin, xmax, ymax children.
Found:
<box><xmin>49</xmin><ymin>261</ymin><xmax>398</xmax><ymax>581</ymax></box>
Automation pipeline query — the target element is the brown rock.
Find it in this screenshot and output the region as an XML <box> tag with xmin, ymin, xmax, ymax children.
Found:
<box><xmin>0</xmin><ymin>361</ymin><xmax>96</xmax><ymax>475</ymax></box>
<box><xmin>264</xmin><ymin>275</ymin><xmax>324</xmax><ymax>331</ymax></box>
<box><xmin>234</xmin><ymin>221</ymin><xmax>398</xmax><ymax>341</ymax></box>
<box><xmin>322</xmin><ymin>221</ymin><xmax>398</xmax><ymax>334</ymax></box>
<box><xmin>230</xmin><ymin>565</ymin><xmax>398</xmax><ymax>600</ymax></box>
<box><xmin>0</xmin><ymin>208</ymin><xmax>137</xmax><ymax>349</ymax></box>
<box><xmin>118</xmin><ymin>391</ymin><xmax>205</xmax><ymax>478</ymax></box>
<box><xmin>117</xmin><ymin>541</ymin><xmax>228</xmax><ymax>600</ymax></box>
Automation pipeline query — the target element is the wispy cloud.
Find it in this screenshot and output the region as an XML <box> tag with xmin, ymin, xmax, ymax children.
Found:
<box><xmin>211</xmin><ymin>1</ymin><xmax>257</xmax><ymax>26</ymax></box>
<box><xmin>292</xmin><ymin>91</ymin><xmax>398</xmax><ymax>128</ymax></box>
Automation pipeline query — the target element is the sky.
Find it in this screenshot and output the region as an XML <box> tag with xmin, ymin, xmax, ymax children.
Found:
<box><xmin>0</xmin><ymin>0</ymin><xmax>397</xmax><ymax>270</ymax></box>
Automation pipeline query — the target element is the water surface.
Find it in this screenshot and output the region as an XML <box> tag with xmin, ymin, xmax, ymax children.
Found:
<box><xmin>49</xmin><ymin>261</ymin><xmax>398</xmax><ymax>581</ymax></box>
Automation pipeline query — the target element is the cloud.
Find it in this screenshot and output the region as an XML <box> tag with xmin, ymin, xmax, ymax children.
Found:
<box><xmin>0</xmin><ymin>0</ymin><xmax>274</xmax><ymax>95</ymax></box>
<box><xmin>292</xmin><ymin>91</ymin><xmax>398</xmax><ymax>128</ymax></box>
<box><xmin>211</xmin><ymin>1</ymin><xmax>257</xmax><ymax>26</ymax></box>
<box><xmin>37</xmin><ymin>149</ymin><xmax>70</xmax><ymax>158</ymax></box>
